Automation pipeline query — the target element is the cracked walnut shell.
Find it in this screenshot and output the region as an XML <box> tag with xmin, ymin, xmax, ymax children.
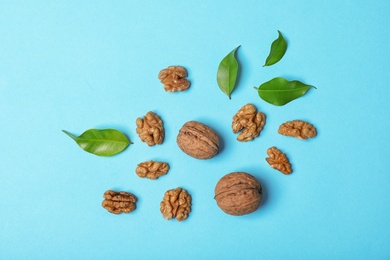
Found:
<box><xmin>266</xmin><ymin>147</ymin><xmax>292</xmax><ymax>174</ymax></box>
<box><xmin>136</xmin><ymin>111</ymin><xmax>164</xmax><ymax>146</ymax></box>
<box><xmin>177</xmin><ymin>121</ymin><xmax>220</xmax><ymax>159</ymax></box>
<box><xmin>102</xmin><ymin>190</ymin><xmax>137</xmax><ymax>214</ymax></box>
<box><xmin>232</xmin><ymin>103</ymin><xmax>266</xmax><ymax>142</ymax></box>
<box><xmin>135</xmin><ymin>160</ymin><xmax>169</xmax><ymax>180</ymax></box>
<box><xmin>214</xmin><ymin>172</ymin><xmax>262</xmax><ymax>216</ymax></box>
<box><xmin>278</xmin><ymin>120</ymin><xmax>316</xmax><ymax>140</ymax></box>
<box><xmin>158</xmin><ymin>66</ymin><xmax>190</xmax><ymax>92</ymax></box>
<box><xmin>160</xmin><ymin>188</ymin><xmax>191</xmax><ymax>222</ymax></box>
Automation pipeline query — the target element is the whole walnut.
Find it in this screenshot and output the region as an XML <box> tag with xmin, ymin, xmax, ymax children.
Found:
<box><xmin>214</xmin><ymin>172</ymin><xmax>262</xmax><ymax>216</ymax></box>
<box><xmin>176</xmin><ymin>121</ymin><xmax>220</xmax><ymax>159</ymax></box>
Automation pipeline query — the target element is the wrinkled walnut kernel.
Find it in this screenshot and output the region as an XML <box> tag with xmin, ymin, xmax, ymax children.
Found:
<box><xmin>135</xmin><ymin>160</ymin><xmax>169</xmax><ymax>180</ymax></box>
<box><xmin>158</xmin><ymin>66</ymin><xmax>190</xmax><ymax>92</ymax></box>
<box><xmin>136</xmin><ymin>111</ymin><xmax>164</xmax><ymax>146</ymax></box>
<box><xmin>102</xmin><ymin>190</ymin><xmax>137</xmax><ymax>214</ymax></box>
<box><xmin>232</xmin><ymin>103</ymin><xmax>266</xmax><ymax>142</ymax></box>
<box><xmin>265</xmin><ymin>147</ymin><xmax>292</xmax><ymax>174</ymax></box>
<box><xmin>160</xmin><ymin>187</ymin><xmax>191</xmax><ymax>222</ymax></box>
<box><xmin>278</xmin><ymin>120</ymin><xmax>316</xmax><ymax>140</ymax></box>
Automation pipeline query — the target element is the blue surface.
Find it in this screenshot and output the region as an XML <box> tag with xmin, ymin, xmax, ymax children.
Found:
<box><xmin>1</xmin><ymin>1</ymin><xmax>390</xmax><ymax>259</ymax></box>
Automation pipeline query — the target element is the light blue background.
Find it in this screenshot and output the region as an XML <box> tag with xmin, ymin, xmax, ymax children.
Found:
<box><xmin>1</xmin><ymin>0</ymin><xmax>389</xmax><ymax>259</ymax></box>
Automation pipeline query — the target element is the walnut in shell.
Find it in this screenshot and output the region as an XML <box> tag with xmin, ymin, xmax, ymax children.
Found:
<box><xmin>177</xmin><ymin>121</ymin><xmax>220</xmax><ymax>159</ymax></box>
<box><xmin>102</xmin><ymin>190</ymin><xmax>137</xmax><ymax>214</ymax></box>
<box><xmin>158</xmin><ymin>66</ymin><xmax>190</xmax><ymax>92</ymax></box>
<box><xmin>160</xmin><ymin>187</ymin><xmax>191</xmax><ymax>222</ymax></box>
<box><xmin>232</xmin><ymin>103</ymin><xmax>266</xmax><ymax>142</ymax></box>
<box><xmin>136</xmin><ymin>111</ymin><xmax>164</xmax><ymax>146</ymax></box>
<box><xmin>214</xmin><ymin>172</ymin><xmax>262</xmax><ymax>216</ymax></box>
<box><xmin>135</xmin><ymin>160</ymin><xmax>169</xmax><ymax>180</ymax></box>
<box><xmin>265</xmin><ymin>147</ymin><xmax>292</xmax><ymax>174</ymax></box>
<box><xmin>278</xmin><ymin>120</ymin><xmax>316</xmax><ymax>140</ymax></box>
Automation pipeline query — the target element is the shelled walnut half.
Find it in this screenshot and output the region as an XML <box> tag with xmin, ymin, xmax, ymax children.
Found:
<box><xmin>232</xmin><ymin>103</ymin><xmax>266</xmax><ymax>142</ymax></box>
<box><xmin>136</xmin><ymin>111</ymin><xmax>164</xmax><ymax>146</ymax></box>
<box><xmin>135</xmin><ymin>160</ymin><xmax>169</xmax><ymax>180</ymax></box>
<box><xmin>160</xmin><ymin>187</ymin><xmax>191</xmax><ymax>222</ymax></box>
<box><xmin>278</xmin><ymin>120</ymin><xmax>316</xmax><ymax>140</ymax></box>
<box><xmin>102</xmin><ymin>190</ymin><xmax>137</xmax><ymax>214</ymax></box>
<box><xmin>265</xmin><ymin>147</ymin><xmax>292</xmax><ymax>175</ymax></box>
<box><xmin>158</xmin><ymin>66</ymin><xmax>190</xmax><ymax>92</ymax></box>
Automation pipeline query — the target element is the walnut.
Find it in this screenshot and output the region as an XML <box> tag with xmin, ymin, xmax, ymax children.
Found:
<box><xmin>101</xmin><ymin>190</ymin><xmax>137</xmax><ymax>214</ymax></box>
<box><xmin>135</xmin><ymin>160</ymin><xmax>169</xmax><ymax>180</ymax></box>
<box><xmin>232</xmin><ymin>103</ymin><xmax>266</xmax><ymax>142</ymax></box>
<box><xmin>136</xmin><ymin>111</ymin><xmax>164</xmax><ymax>146</ymax></box>
<box><xmin>214</xmin><ymin>172</ymin><xmax>262</xmax><ymax>216</ymax></box>
<box><xmin>278</xmin><ymin>120</ymin><xmax>316</xmax><ymax>140</ymax></box>
<box><xmin>160</xmin><ymin>188</ymin><xmax>191</xmax><ymax>222</ymax></box>
<box><xmin>158</xmin><ymin>66</ymin><xmax>190</xmax><ymax>92</ymax></box>
<box><xmin>265</xmin><ymin>147</ymin><xmax>292</xmax><ymax>174</ymax></box>
<box><xmin>177</xmin><ymin>121</ymin><xmax>220</xmax><ymax>159</ymax></box>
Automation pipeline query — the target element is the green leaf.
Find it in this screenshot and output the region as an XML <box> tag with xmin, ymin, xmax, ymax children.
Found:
<box><xmin>255</xmin><ymin>77</ymin><xmax>316</xmax><ymax>106</ymax></box>
<box><xmin>217</xmin><ymin>45</ymin><xmax>240</xmax><ymax>99</ymax></box>
<box><xmin>264</xmin><ymin>30</ymin><xmax>287</xmax><ymax>66</ymax></box>
<box><xmin>62</xmin><ymin>128</ymin><xmax>132</xmax><ymax>156</ymax></box>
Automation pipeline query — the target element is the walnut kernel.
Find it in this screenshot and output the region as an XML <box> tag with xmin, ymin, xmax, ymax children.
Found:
<box><xmin>136</xmin><ymin>111</ymin><xmax>164</xmax><ymax>146</ymax></box>
<box><xmin>102</xmin><ymin>190</ymin><xmax>137</xmax><ymax>214</ymax></box>
<box><xmin>265</xmin><ymin>147</ymin><xmax>292</xmax><ymax>174</ymax></box>
<box><xmin>135</xmin><ymin>160</ymin><xmax>169</xmax><ymax>180</ymax></box>
<box><xmin>214</xmin><ymin>172</ymin><xmax>262</xmax><ymax>216</ymax></box>
<box><xmin>278</xmin><ymin>120</ymin><xmax>316</xmax><ymax>140</ymax></box>
<box><xmin>177</xmin><ymin>121</ymin><xmax>220</xmax><ymax>159</ymax></box>
<box><xmin>158</xmin><ymin>66</ymin><xmax>190</xmax><ymax>92</ymax></box>
<box><xmin>160</xmin><ymin>188</ymin><xmax>191</xmax><ymax>222</ymax></box>
<box><xmin>232</xmin><ymin>103</ymin><xmax>266</xmax><ymax>142</ymax></box>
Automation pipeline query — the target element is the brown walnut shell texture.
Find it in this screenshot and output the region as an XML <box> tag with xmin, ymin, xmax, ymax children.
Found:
<box><xmin>278</xmin><ymin>120</ymin><xmax>316</xmax><ymax>140</ymax></box>
<box><xmin>214</xmin><ymin>172</ymin><xmax>262</xmax><ymax>216</ymax></box>
<box><xmin>160</xmin><ymin>187</ymin><xmax>191</xmax><ymax>222</ymax></box>
<box><xmin>177</xmin><ymin>121</ymin><xmax>220</xmax><ymax>159</ymax></box>
<box><xmin>158</xmin><ymin>66</ymin><xmax>190</xmax><ymax>92</ymax></box>
<box><xmin>102</xmin><ymin>190</ymin><xmax>137</xmax><ymax>214</ymax></box>
<box><xmin>136</xmin><ymin>111</ymin><xmax>164</xmax><ymax>146</ymax></box>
